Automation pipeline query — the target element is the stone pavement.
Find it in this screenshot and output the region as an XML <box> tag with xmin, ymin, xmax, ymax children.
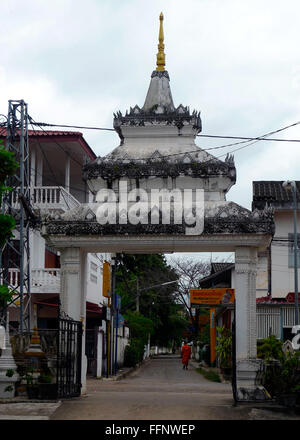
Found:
<box><xmin>0</xmin><ymin>363</ymin><xmax>137</xmax><ymax>420</ymax></box>
<box><xmin>0</xmin><ymin>401</ymin><xmax>62</xmax><ymax>420</ymax></box>
<box><xmin>1</xmin><ymin>357</ymin><xmax>300</xmax><ymax>420</ymax></box>
<box><xmin>51</xmin><ymin>356</ymin><xmax>300</xmax><ymax>420</ymax></box>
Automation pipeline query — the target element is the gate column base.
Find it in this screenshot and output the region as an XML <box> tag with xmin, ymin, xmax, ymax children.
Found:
<box><xmin>236</xmin><ymin>359</ymin><xmax>270</xmax><ymax>401</ymax></box>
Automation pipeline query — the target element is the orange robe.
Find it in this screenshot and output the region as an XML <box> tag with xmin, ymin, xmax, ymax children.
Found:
<box><xmin>181</xmin><ymin>344</ymin><xmax>191</xmax><ymax>364</ymax></box>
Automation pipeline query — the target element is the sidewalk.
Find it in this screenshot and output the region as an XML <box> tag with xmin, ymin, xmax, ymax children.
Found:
<box><xmin>0</xmin><ymin>400</ymin><xmax>62</xmax><ymax>420</ymax></box>
<box><xmin>0</xmin><ymin>359</ymin><xmax>149</xmax><ymax>420</ymax></box>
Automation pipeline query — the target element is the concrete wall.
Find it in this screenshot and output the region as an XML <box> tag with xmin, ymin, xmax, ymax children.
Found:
<box><xmin>254</xmin><ymin>210</ymin><xmax>300</xmax><ymax>298</ymax></box>
<box><xmin>271</xmin><ymin>211</ymin><xmax>300</xmax><ymax>298</ymax></box>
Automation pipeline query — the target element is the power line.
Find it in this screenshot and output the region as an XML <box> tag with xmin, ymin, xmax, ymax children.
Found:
<box><xmin>212</xmin><ymin>120</ymin><xmax>300</xmax><ymax>160</ymax></box>
<box><xmin>30</xmin><ymin>121</ymin><xmax>115</xmax><ymax>132</ymax></box>
<box><xmin>26</xmin><ymin>117</ymin><xmax>300</xmax><ymax>185</ymax></box>
<box><xmin>29</xmin><ymin>116</ymin><xmax>86</xmax><ymax>169</ymax></box>
<box><xmin>29</xmin><ymin>120</ymin><xmax>300</xmax><ymax>144</ymax></box>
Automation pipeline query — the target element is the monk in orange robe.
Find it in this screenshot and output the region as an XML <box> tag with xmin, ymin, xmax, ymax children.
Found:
<box><xmin>181</xmin><ymin>341</ymin><xmax>191</xmax><ymax>370</ymax></box>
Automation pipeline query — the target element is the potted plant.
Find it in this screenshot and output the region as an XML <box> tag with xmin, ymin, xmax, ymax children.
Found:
<box><xmin>25</xmin><ymin>369</ymin><xmax>39</xmax><ymax>399</ymax></box>
<box><xmin>2</xmin><ymin>369</ymin><xmax>16</xmax><ymax>398</ymax></box>
<box><xmin>216</xmin><ymin>326</ymin><xmax>232</xmax><ymax>380</ymax></box>
<box><xmin>38</xmin><ymin>373</ymin><xmax>57</xmax><ymax>400</ymax></box>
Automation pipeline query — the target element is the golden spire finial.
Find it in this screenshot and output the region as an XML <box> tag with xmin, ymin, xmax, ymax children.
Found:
<box><xmin>156</xmin><ymin>12</ymin><xmax>165</xmax><ymax>71</ymax></box>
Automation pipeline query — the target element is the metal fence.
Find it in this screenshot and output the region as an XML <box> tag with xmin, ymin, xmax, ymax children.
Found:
<box><xmin>256</xmin><ymin>305</ymin><xmax>300</xmax><ymax>340</ymax></box>
<box><xmin>9</xmin><ymin>317</ymin><xmax>82</xmax><ymax>399</ymax></box>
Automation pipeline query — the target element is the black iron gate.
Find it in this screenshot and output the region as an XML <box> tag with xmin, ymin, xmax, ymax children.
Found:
<box><xmin>57</xmin><ymin>317</ymin><xmax>83</xmax><ymax>398</ymax></box>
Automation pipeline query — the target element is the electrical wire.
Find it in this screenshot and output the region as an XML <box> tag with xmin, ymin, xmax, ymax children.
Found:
<box><xmin>29</xmin><ymin>116</ymin><xmax>87</xmax><ymax>169</ymax></box>
<box><xmin>30</xmin><ymin>120</ymin><xmax>300</xmax><ymax>144</ymax></box>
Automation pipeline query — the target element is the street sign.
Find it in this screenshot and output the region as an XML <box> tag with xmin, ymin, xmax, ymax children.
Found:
<box><xmin>117</xmin><ymin>313</ymin><xmax>125</xmax><ymax>328</ymax></box>
<box><xmin>190</xmin><ymin>288</ymin><xmax>235</xmax><ymax>307</ymax></box>
<box><xmin>115</xmin><ymin>294</ymin><xmax>121</xmax><ymax>310</ymax></box>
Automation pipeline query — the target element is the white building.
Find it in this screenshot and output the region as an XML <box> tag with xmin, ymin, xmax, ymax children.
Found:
<box><xmin>0</xmin><ymin>128</ymin><xmax>128</xmax><ymax>376</ymax></box>
<box><xmin>253</xmin><ymin>180</ymin><xmax>300</xmax><ymax>340</ymax></box>
<box><xmin>206</xmin><ymin>181</ymin><xmax>300</xmax><ymax>342</ymax></box>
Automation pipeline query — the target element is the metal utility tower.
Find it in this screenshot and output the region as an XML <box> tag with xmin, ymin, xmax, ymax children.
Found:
<box><xmin>0</xmin><ymin>100</ymin><xmax>31</xmax><ymax>331</ymax></box>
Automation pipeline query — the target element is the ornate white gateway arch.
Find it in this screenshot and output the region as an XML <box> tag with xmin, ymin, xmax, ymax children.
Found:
<box><xmin>41</xmin><ymin>14</ymin><xmax>274</xmax><ymax>400</ymax></box>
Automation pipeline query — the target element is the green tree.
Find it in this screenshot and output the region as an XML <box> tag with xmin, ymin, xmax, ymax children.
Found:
<box><xmin>123</xmin><ymin>310</ymin><xmax>154</xmax><ymax>367</ymax></box>
<box><xmin>0</xmin><ymin>141</ymin><xmax>19</xmax><ymax>309</ymax></box>
<box><xmin>116</xmin><ymin>254</ymin><xmax>189</xmax><ymax>350</ymax></box>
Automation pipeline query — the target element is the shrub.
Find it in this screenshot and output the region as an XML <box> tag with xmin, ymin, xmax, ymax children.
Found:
<box><xmin>0</xmin><ymin>285</ymin><xmax>13</xmax><ymax>307</ymax></box>
<box><xmin>257</xmin><ymin>335</ymin><xmax>283</xmax><ymax>362</ymax></box>
<box><xmin>124</xmin><ymin>338</ymin><xmax>145</xmax><ymax>367</ymax></box>
<box><xmin>216</xmin><ymin>326</ymin><xmax>232</xmax><ymax>369</ymax></box>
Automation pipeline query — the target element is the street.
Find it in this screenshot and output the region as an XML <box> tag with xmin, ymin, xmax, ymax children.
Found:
<box><xmin>50</xmin><ymin>356</ymin><xmax>300</xmax><ymax>420</ymax></box>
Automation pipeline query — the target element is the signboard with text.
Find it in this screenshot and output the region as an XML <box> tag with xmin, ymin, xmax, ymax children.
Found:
<box><xmin>190</xmin><ymin>288</ymin><xmax>235</xmax><ymax>307</ymax></box>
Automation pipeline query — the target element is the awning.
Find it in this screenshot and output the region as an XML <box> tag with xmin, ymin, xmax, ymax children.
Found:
<box><xmin>86</xmin><ymin>301</ymin><xmax>102</xmax><ymax>317</ymax></box>
<box><xmin>34</xmin><ymin>296</ymin><xmax>103</xmax><ymax>318</ymax></box>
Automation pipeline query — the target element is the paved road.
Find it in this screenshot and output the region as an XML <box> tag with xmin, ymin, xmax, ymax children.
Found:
<box><xmin>50</xmin><ymin>356</ymin><xmax>300</xmax><ymax>420</ymax></box>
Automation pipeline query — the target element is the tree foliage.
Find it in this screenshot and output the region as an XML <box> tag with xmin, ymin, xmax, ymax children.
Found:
<box><xmin>168</xmin><ymin>256</ymin><xmax>211</xmax><ymax>338</ymax></box>
<box><xmin>116</xmin><ymin>254</ymin><xmax>189</xmax><ymax>349</ymax></box>
<box><xmin>0</xmin><ymin>140</ymin><xmax>18</xmax><ymax>308</ymax></box>
<box><xmin>0</xmin><ymin>141</ymin><xmax>18</xmax><ymax>248</ymax></box>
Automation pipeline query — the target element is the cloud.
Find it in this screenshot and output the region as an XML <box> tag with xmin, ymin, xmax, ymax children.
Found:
<box><xmin>1</xmin><ymin>0</ymin><xmax>300</xmax><ymax>213</ymax></box>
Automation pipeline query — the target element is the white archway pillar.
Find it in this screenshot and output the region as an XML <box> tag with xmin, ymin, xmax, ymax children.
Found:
<box><xmin>235</xmin><ymin>246</ymin><xmax>262</xmax><ymax>397</ymax></box>
<box><xmin>59</xmin><ymin>247</ymin><xmax>88</xmax><ymax>395</ymax></box>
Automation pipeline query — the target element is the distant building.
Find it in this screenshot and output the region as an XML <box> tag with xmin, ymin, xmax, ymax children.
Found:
<box><xmin>200</xmin><ymin>181</ymin><xmax>300</xmax><ymax>341</ymax></box>
<box><xmin>253</xmin><ymin>180</ymin><xmax>300</xmax><ymax>299</ymax></box>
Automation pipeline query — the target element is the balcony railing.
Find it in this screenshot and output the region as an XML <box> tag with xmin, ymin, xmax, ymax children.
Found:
<box><xmin>7</xmin><ymin>268</ymin><xmax>61</xmax><ymax>294</ymax></box>
<box><xmin>12</xmin><ymin>186</ymin><xmax>80</xmax><ymax>211</ymax></box>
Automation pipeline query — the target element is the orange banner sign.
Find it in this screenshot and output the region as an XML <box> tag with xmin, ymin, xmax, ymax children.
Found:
<box><xmin>190</xmin><ymin>288</ymin><xmax>235</xmax><ymax>307</ymax></box>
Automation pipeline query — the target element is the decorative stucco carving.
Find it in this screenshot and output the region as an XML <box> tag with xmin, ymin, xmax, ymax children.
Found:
<box><xmin>113</xmin><ymin>104</ymin><xmax>202</xmax><ymax>132</ymax></box>
<box><xmin>42</xmin><ymin>201</ymin><xmax>274</xmax><ymax>237</ymax></box>
<box><xmin>83</xmin><ymin>158</ymin><xmax>237</xmax><ymax>182</ymax></box>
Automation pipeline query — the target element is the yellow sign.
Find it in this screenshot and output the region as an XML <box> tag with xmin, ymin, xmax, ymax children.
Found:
<box><xmin>102</xmin><ymin>261</ymin><xmax>111</xmax><ymax>298</ymax></box>
<box><xmin>190</xmin><ymin>288</ymin><xmax>235</xmax><ymax>307</ymax></box>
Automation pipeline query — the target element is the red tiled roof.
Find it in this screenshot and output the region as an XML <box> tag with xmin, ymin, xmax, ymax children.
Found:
<box><xmin>286</xmin><ymin>292</ymin><xmax>300</xmax><ymax>303</ymax></box>
<box><xmin>0</xmin><ymin>128</ymin><xmax>96</xmax><ymax>160</ymax></box>
<box><xmin>256</xmin><ymin>296</ymin><xmax>287</xmax><ymax>304</ymax></box>
<box><xmin>0</xmin><ymin>128</ymin><xmax>82</xmax><ymax>137</ymax></box>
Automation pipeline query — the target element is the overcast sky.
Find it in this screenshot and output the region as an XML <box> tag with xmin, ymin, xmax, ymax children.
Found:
<box><xmin>1</xmin><ymin>0</ymin><xmax>300</xmax><ymax>219</ymax></box>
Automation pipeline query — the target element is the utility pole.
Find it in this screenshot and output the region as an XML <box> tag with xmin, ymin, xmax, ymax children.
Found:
<box><xmin>292</xmin><ymin>182</ymin><xmax>299</xmax><ymax>325</ymax></box>
<box><xmin>102</xmin><ymin>260</ymin><xmax>111</xmax><ymax>377</ymax></box>
<box><xmin>283</xmin><ymin>180</ymin><xmax>299</xmax><ymax>325</ymax></box>
<box><xmin>0</xmin><ymin>100</ymin><xmax>32</xmax><ymax>332</ymax></box>
<box><xmin>110</xmin><ymin>255</ymin><xmax>116</xmax><ymax>376</ymax></box>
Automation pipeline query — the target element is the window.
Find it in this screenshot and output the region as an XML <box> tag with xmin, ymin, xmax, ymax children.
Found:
<box><xmin>90</xmin><ymin>262</ymin><xmax>98</xmax><ymax>272</ymax></box>
<box><xmin>90</xmin><ymin>274</ymin><xmax>97</xmax><ymax>284</ymax></box>
<box><xmin>288</xmin><ymin>233</ymin><xmax>300</xmax><ymax>268</ymax></box>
